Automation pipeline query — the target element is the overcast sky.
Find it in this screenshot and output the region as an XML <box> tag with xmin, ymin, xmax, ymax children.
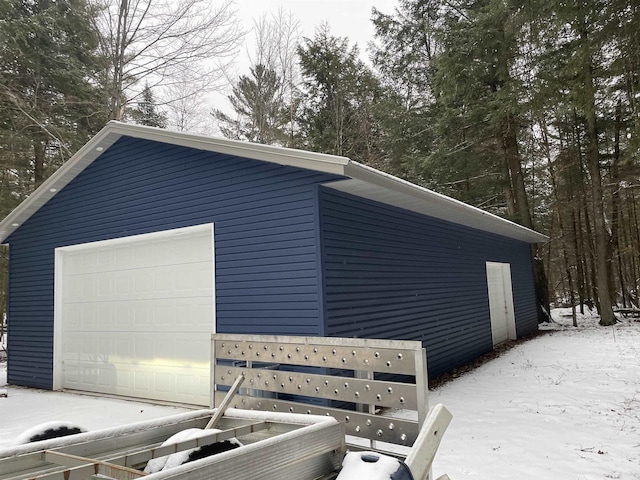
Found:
<box><xmin>235</xmin><ymin>0</ymin><xmax>398</xmax><ymax>65</ymax></box>
<box><xmin>206</xmin><ymin>0</ymin><xmax>399</xmax><ymax>131</ymax></box>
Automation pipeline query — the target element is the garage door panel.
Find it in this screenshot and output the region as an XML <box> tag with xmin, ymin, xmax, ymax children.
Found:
<box><xmin>63</xmin><ymin>362</ymin><xmax>209</xmax><ymax>404</ymax></box>
<box><xmin>63</xmin><ymin>298</ymin><xmax>214</xmax><ymax>332</ymax></box>
<box><xmin>63</xmin><ymin>331</ymin><xmax>209</xmax><ymax>362</ymax></box>
<box><xmin>64</xmin><ymin>264</ymin><xmax>213</xmax><ymax>303</ymax></box>
<box><xmin>64</xmin><ymin>232</ymin><xmax>212</xmax><ymax>275</ymax></box>
<box><xmin>61</xmin><ymin>330</ymin><xmax>211</xmax><ymax>403</ymax></box>
<box><xmin>57</xmin><ymin>225</ymin><xmax>214</xmax><ymax>405</ymax></box>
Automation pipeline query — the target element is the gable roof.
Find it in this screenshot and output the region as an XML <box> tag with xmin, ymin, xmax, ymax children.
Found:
<box><xmin>0</xmin><ymin>121</ymin><xmax>548</xmax><ymax>244</ymax></box>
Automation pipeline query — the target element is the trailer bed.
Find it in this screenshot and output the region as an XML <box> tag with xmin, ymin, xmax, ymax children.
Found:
<box><xmin>0</xmin><ymin>409</ymin><xmax>344</xmax><ymax>480</ymax></box>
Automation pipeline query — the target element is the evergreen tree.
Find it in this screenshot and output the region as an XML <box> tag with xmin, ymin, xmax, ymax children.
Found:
<box><xmin>297</xmin><ymin>25</ymin><xmax>384</xmax><ymax>166</ymax></box>
<box><xmin>0</xmin><ymin>0</ymin><xmax>106</xmax><ymax>195</ymax></box>
<box><xmin>370</xmin><ymin>0</ymin><xmax>440</xmax><ymax>179</ymax></box>
<box><xmin>429</xmin><ymin>0</ymin><xmax>532</xmax><ymax>226</ymax></box>
<box><xmin>371</xmin><ymin>0</ymin><xmax>640</xmax><ymax>319</ymax></box>
<box><xmin>128</xmin><ymin>84</ymin><xmax>167</xmax><ymax>128</ymax></box>
<box><xmin>213</xmin><ymin>64</ymin><xmax>289</xmax><ymax>145</ymax></box>
<box><xmin>0</xmin><ymin>0</ymin><xmax>107</xmax><ymax>327</ymax></box>
<box><xmin>372</xmin><ymin>0</ymin><xmax>552</xmax><ymax>318</ymax></box>
<box><xmin>251</xmin><ymin>9</ymin><xmax>302</xmax><ymax>146</ymax></box>
<box><xmin>525</xmin><ymin>0</ymin><xmax>621</xmax><ymax>323</ymax></box>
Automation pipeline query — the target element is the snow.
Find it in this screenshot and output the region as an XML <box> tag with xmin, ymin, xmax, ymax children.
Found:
<box><xmin>223</xmin><ymin>407</ymin><xmax>338</xmax><ymax>426</ymax></box>
<box><xmin>143</xmin><ymin>427</ymin><xmax>244</xmax><ymax>473</ymax></box>
<box><xmin>12</xmin><ymin>421</ymin><xmax>86</xmax><ymax>446</ymax></box>
<box><xmin>429</xmin><ymin>308</ymin><xmax>640</xmax><ymax>480</ymax></box>
<box><xmin>336</xmin><ymin>451</ymin><xmax>404</xmax><ymax>479</ymax></box>
<box><xmin>0</xmin><ymin>365</ymin><xmax>192</xmax><ymax>450</ymax></box>
<box><xmin>1</xmin><ymin>308</ymin><xmax>639</xmax><ymax>479</ymax></box>
<box><xmin>144</xmin><ymin>428</ymin><xmax>222</xmax><ymax>473</ymax></box>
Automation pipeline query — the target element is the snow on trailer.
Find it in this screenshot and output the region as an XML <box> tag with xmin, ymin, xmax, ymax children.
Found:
<box><xmin>0</xmin><ymin>335</ymin><xmax>452</xmax><ymax>480</ymax></box>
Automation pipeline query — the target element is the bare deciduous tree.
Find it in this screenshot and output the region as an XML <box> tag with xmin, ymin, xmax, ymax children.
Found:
<box><xmin>252</xmin><ymin>9</ymin><xmax>300</xmax><ymax>89</ymax></box>
<box><xmin>90</xmin><ymin>0</ymin><xmax>245</xmax><ymax>120</ymax></box>
<box><xmin>163</xmin><ymin>76</ymin><xmax>214</xmax><ymax>134</ymax></box>
<box><xmin>249</xmin><ymin>9</ymin><xmax>301</xmax><ymax>144</ymax></box>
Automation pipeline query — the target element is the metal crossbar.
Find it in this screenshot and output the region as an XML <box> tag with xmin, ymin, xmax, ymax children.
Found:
<box><xmin>211</xmin><ymin>334</ymin><xmax>429</xmax><ymax>451</ymax></box>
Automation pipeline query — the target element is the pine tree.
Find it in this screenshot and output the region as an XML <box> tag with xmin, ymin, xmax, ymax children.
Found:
<box><xmin>128</xmin><ymin>84</ymin><xmax>167</xmax><ymax>128</ymax></box>
<box><xmin>213</xmin><ymin>64</ymin><xmax>289</xmax><ymax>145</ymax></box>
<box><xmin>370</xmin><ymin>0</ymin><xmax>440</xmax><ymax>179</ymax></box>
<box><xmin>428</xmin><ymin>0</ymin><xmax>533</xmax><ymax>226</ymax></box>
<box><xmin>0</xmin><ymin>0</ymin><xmax>107</xmax><ymax>327</ymax></box>
<box><xmin>297</xmin><ymin>25</ymin><xmax>384</xmax><ymax>166</ymax></box>
<box><xmin>526</xmin><ymin>0</ymin><xmax>619</xmax><ymax>323</ymax></box>
<box><xmin>0</xmin><ymin>0</ymin><xmax>106</xmax><ymax>194</ymax></box>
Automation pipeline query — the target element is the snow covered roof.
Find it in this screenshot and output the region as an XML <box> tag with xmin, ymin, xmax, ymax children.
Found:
<box><xmin>0</xmin><ymin>121</ymin><xmax>548</xmax><ymax>244</ymax></box>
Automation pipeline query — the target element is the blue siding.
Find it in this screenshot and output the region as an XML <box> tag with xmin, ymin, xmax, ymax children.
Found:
<box><xmin>318</xmin><ymin>188</ymin><xmax>538</xmax><ymax>378</ymax></box>
<box><xmin>6</xmin><ymin>135</ymin><xmax>541</xmax><ymax>390</ymax></box>
<box><xmin>6</xmin><ymin>137</ymin><xmax>340</xmax><ymax>389</ymax></box>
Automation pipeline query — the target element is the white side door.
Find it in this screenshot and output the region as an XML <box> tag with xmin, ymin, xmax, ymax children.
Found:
<box><xmin>486</xmin><ymin>262</ymin><xmax>516</xmax><ymax>346</ymax></box>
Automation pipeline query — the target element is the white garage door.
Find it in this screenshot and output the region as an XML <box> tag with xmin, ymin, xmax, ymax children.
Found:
<box><xmin>486</xmin><ymin>262</ymin><xmax>516</xmax><ymax>346</ymax></box>
<box><xmin>54</xmin><ymin>224</ymin><xmax>215</xmax><ymax>405</ymax></box>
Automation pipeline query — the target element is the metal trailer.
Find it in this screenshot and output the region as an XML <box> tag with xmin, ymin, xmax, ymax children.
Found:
<box><xmin>0</xmin><ymin>409</ymin><xmax>345</xmax><ymax>480</ymax></box>
<box><xmin>0</xmin><ymin>335</ymin><xmax>452</xmax><ymax>480</ymax></box>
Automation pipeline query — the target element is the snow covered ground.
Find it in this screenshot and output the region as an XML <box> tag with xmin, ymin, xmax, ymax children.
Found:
<box><xmin>1</xmin><ymin>308</ymin><xmax>639</xmax><ymax>479</ymax></box>
<box><xmin>431</xmin><ymin>308</ymin><xmax>640</xmax><ymax>479</ymax></box>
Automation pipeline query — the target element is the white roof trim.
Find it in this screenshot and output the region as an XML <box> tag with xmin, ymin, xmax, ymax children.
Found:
<box><xmin>0</xmin><ymin>121</ymin><xmax>548</xmax><ymax>244</ymax></box>
<box><xmin>332</xmin><ymin>162</ymin><xmax>548</xmax><ymax>243</ymax></box>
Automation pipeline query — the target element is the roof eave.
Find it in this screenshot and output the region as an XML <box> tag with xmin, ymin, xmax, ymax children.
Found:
<box><xmin>105</xmin><ymin>122</ymin><xmax>350</xmax><ymax>175</ymax></box>
<box><xmin>0</xmin><ymin>122</ymin><xmax>548</xmax><ymax>246</ymax></box>
<box><xmin>334</xmin><ymin>161</ymin><xmax>549</xmax><ymax>244</ymax></box>
<box><xmin>0</xmin><ymin>122</ymin><xmax>351</xmax><ymax>243</ymax></box>
<box><xmin>0</xmin><ymin>127</ymin><xmax>121</xmax><ymax>243</ymax></box>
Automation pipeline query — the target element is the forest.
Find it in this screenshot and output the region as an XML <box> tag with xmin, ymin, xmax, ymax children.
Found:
<box><xmin>0</xmin><ymin>0</ymin><xmax>638</xmax><ymax>326</ymax></box>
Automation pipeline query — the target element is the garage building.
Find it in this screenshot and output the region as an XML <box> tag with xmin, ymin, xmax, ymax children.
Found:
<box><xmin>0</xmin><ymin>122</ymin><xmax>547</xmax><ymax>405</ymax></box>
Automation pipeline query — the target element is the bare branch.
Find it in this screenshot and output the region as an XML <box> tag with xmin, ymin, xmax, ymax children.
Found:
<box><xmin>89</xmin><ymin>0</ymin><xmax>246</xmax><ymax>120</ymax></box>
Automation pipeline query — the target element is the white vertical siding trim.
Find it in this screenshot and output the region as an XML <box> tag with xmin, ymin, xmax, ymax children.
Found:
<box><xmin>53</xmin><ymin>250</ymin><xmax>64</xmax><ymax>390</ymax></box>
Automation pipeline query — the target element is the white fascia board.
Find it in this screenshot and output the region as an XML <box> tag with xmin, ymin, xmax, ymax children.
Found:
<box><xmin>0</xmin><ymin>122</ymin><xmax>350</xmax><ymax>243</ymax></box>
<box><xmin>106</xmin><ymin>122</ymin><xmax>350</xmax><ymax>175</ymax></box>
<box><xmin>331</xmin><ymin>161</ymin><xmax>549</xmax><ymax>244</ymax></box>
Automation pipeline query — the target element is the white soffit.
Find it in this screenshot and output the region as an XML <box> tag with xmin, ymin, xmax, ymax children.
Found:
<box><xmin>327</xmin><ymin>162</ymin><xmax>549</xmax><ymax>244</ymax></box>
<box><xmin>0</xmin><ymin>122</ymin><xmax>548</xmax><ymax>245</ymax></box>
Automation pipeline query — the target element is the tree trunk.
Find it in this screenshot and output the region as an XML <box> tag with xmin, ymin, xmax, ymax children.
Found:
<box><xmin>611</xmin><ymin>100</ymin><xmax>627</xmax><ymax>307</ymax></box>
<box><xmin>571</xmin><ymin>209</ymin><xmax>586</xmax><ymax>311</ymax></box>
<box><xmin>500</xmin><ymin>113</ymin><xmax>550</xmax><ymax>321</ymax></box>
<box><xmin>33</xmin><ymin>139</ymin><xmax>46</xmax><ymax>188</ymax></box>
<box><xmin>630</xmin><ymin>190</ymin><xmax>640</xmax><ymax>306</ymax></box>
<box><xmin>502</xmin><ymin>114</ymin><xmax>533</xmax><ymax>229</ymax></box>
<box><xmin>109</xmin><ymin>0</ymin><xmax>129</xmax><ymax>121</ymax></box>
<box><xmin>579</xmin><ymin>25</ymin><xmax>616</xmax><ymax>325</ymax></box>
